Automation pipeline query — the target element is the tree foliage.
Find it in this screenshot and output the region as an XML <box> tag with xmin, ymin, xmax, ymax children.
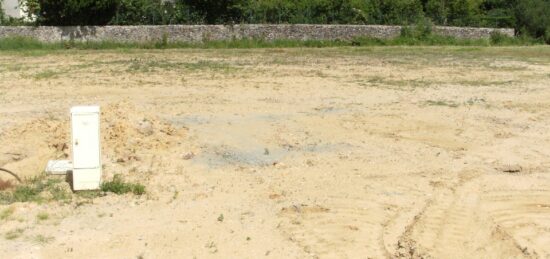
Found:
<box><xmin>2</xmin><ymin>0</ymin><xmax>548</xmax><ymax>42</ymax></box>
<box><xmin>37</xmin><ymin>0</ymin><xmax>119</xmax><ymax>25</ymax></box>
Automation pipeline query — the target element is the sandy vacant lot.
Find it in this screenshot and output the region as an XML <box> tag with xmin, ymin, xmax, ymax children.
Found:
<box><xmin>1</xmin><ymin>46</ymin><xmax>550</xmax><ymax>258</ymax></box>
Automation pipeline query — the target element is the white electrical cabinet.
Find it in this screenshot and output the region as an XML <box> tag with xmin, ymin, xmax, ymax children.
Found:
<box><xmin>71</xmin><ymin>106</ymin><xmax>102</xmax><ymax>190</ymax></box>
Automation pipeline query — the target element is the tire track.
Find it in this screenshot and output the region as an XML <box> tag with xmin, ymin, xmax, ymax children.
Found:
<box><xmin>482</xmin><ymin>189</ymin><xmax>550</xmax><ymax>257</ymax></box>
<box><xmin>278</xmin><ymin>198</ymin><xmax>390</xmax><ymax>258</ymax></box>
<box><xmin>391</xmin><ymin>170</ymin><xmax>529</xmax><ymax>258</ymax></box>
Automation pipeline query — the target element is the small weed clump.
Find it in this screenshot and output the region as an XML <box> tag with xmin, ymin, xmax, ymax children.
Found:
<box><xmin>4</xmin><ymin>228</ymin><xmax>24</xmax><ymax>240</ymax></box>
<box><xmin>0</xmin><ymin>176</ymin><xmax>71</xmax><ymax>205</ymax></box>
<box><xmin>36</xmin><ymin>212</ymin><xmax>49</xmax><ymax>221</ymax></box>
<box><xmin>32</xmin><ymin>234</ymin><xmax>54</xmax><ymax>244</ymax></box>
<box><xmin>32</xmin><ymin>69</ymin><xmax>62</xmax><ymax>80</ymax></box>
<box><xmin>0</xmin><ymin>207</ymin><xmax>15</xmax><ymax>220</ymax></box>
<box><xmin>426</xmin><ymin>100</ymin><xmax>460</xmax><ymax>108</ymax></box>
<box><xmin>100</xmin><ymin>174</ymin><xmax>145</xmax><ymax>196</ymax></box>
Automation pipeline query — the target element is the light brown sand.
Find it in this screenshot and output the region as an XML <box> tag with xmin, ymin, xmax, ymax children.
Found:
<box><xmin>1</xmin><ymin>46</ymin><xmax>550</xmax><ymax>258</ymax></box>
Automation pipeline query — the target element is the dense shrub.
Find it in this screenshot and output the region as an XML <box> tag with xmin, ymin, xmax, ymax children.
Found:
<box><xmin>239</xmin><ymin>0</ymin><xmax>375</xmax><ymax>24</ymax></box>
<box><xmin>38</xmin><ymin>0</ymin><xmax>119</xmax><ymax>25</ymax></box>
<box><xmin>514</xmin><ymin>0</ymin><xmax>550</xmax><ymax>43</ymax></box>
<box><xmin>0</xmin><ymin>4</ymin><xmax>5</xmax><ymax>24</ymax></box>
<box><xmin>185</xmin><ymin>0</ymin><xmax>244</xmax><ymax>24</ymax></box>
<box><xmin>5</xmin><ymin>0</ymin><xmax>549</xmax><ymax>43</ymax></box>
<box><xmin>110</xmin><ymin>0</ymin><xmax>200</xmax><ymax>25</ymax></box>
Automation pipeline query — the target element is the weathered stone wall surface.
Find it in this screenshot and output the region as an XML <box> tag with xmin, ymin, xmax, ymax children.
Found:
<box><xmin>0</xmin><ymin>24</ymin><xmax>515</xmax><ymax>43</ymax></box>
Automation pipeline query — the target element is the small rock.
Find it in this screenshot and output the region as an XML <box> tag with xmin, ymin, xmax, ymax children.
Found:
<box><xmin>182</xmin><ymin>152</ymin><xmax>195</xmax><ymax>160</ymax></box>
<box><xmin>306</xmin><ymin>160</ymin><xmax>314</xmax><ymax>166</ymax></box>
<box><xmin>137</xmin><ymin>120</ymin><xmax>154</xmax><ymax>136</ymax></box>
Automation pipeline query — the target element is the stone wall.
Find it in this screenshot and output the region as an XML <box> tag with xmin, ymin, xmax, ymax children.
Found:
<box><xmin>0</xmin><ymin>24</ymin><xmax>515</xmax><ymax>43</ymax></box>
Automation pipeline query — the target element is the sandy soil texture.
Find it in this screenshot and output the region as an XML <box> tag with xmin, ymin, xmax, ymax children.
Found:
<box><xmin>1</xmin><ymin>46</ymin><xmax>550</xmax><ymax>258</ymax></box>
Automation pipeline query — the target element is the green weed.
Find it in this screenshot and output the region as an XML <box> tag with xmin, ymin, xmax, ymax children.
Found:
<box><xmin>425</xmin><ymin>98</ymin><xmax>486</xmax><ymax>108</ymax></box>
<box><xmin>100</xmin><ymin>174</ymin><xmax>146</xmax><ymax>196</ymax></box>
<box><xmin>32</xmin><ymin>234</ymin><xmax>54</xmax><ymax>245</ymax></box>
<box><xmin>426</xmin><ymin>100</ymin><xmax>460</xmax><ymax>108</ymax></box>
<box><xmin>36</xmin><ymin>212</ymin><xmax>49</xmax><ymax>221</ymax></box>
<box><xmin>0</xmin><ymin>37</ymin><xmax>57</xmax><ymax>50</ymax></box>
<box><xmin>4</xmin><ymin>228</ymin><xmax>24</xmax><ymax>240</ymax></box>
<box><xmin>0</xmin><ymin>176</ymin><xmax>71</xmax><ymax>205</ymax></box>
<box><xmin>0</xmin><ymin>207</ymin><xmax>14</xmax><ymax>220</ymax></box>
<box><xmin>32</xmin><ymin>70</ymin><xmax>63</xmax><ymax>80</ymax></box>
<box><xmin>124</xmin><ymin>59</ymin><xmax>236</xmax><ymax>73</ymax></box>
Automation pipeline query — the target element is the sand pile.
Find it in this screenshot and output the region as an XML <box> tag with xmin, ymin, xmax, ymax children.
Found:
<box><xmin>0</xmin><ymin>102</ymin><xmax>186</xmax><ymax>181</ymax></box>
<box><xmin>0</xmin><ymin>118</ymin><xmax>68</xmax><ymax>180</ymax></box>
<box><xmin>100</xmin><ymin>102</ymin><xmax>186</xmax><ymax>165</ymax></box>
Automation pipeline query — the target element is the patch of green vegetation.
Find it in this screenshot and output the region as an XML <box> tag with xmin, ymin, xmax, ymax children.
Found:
<box><xmin>425</xmin><ymin>97</ymin><xmax>487</xmax><ymax>108</ymax></box>
<box><xmin>32</xmin><ymin>69</ymin><xmax>63</xmax><ymax>80</ymax></box>
<box><xmin>465</xmin><ymin>97</ymin><xmax>487</xmax><ymax>106</ymax></box>
<box><xmin>0</xmin><ymin>207</ymin><xmax>14</xmax><ymax>220</ymax></box>
<box><xmin>426</xmin><ymin>100</ymin><xmax>460</xmax><ymax>108</ymax></box>
<box><xmin>360</xmin><ymin>76</ymin><xmax>434</xmax><ymax>89</ymax></box>
<box><xmin>217</xmin><ymin>214</ymin><xmax>224</xmax><ymax>222</ymax></box>
<box><xmin>0</xmin><ymin>63</ymin><xmax>26</xmax><ymax>72</ymax></box>
<box><xmin>124</xmin><ymin>59</ymin><xmax>236</xmax><ymax>73</ymax></box>
<box><xmin>32</xmin><ymin>234</ymin><xmax>54</xmax><ymax>245</ymax></box>
<box><xmin>0</xmin><ymin>37</ymin><xmax>58</xmax><ymax>51</ymax></box>
<box><xmin>0</xmin><ymin>32</ymin><xmax>542</xmax><ymax>53</ymax></box>
<box><xmin>10</xmin><ymin>185</ymin><xmax>42</xmax><ymax>203</ymax></box>
<box><xmin>0</xmin><ymin>176</ymin><xmax>71</xmax><ymax>205</ymax></box>
<box><xmin>36</xmin><ymin>212</ymin><xmax>49</xmax><ymax>221</ymax></box>
<box><xmin>171</xmin><ymin>190</ymin><xmax>179</xmax><ymax>201</ymax></box>
<box><xmin>456</xmin><ymin>79</ymin><xmax>516</xmax><ymax>87</ymax></box>
<box><xmin>4</xmin><ymin>228</ymin><xmax>24</xmax><ymax>240</ymax></box>
<box><xmin>100</xmin><ymin>174</ymin><xmax>145</xmax><ymax>196</ymax></box>
<box><xmin>183</xmin><ymin>60</ymin><xmax>236</xmax><ymax>72</ymax></box>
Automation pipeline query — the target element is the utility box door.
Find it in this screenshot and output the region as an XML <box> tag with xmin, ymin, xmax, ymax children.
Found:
<box><xmin>71</xmin><ymin>107</ymin><xmax>101</xmax><ymax>169</ymax></box>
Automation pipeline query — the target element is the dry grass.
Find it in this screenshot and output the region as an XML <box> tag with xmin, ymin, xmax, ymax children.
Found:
<box><xmin>0</xmin><ymin>179</ymin><xmax>14</xmax><ymax>191</ymax></box>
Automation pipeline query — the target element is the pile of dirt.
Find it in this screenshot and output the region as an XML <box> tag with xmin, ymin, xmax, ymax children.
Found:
<box><xmin>0</xmin><ymin>102</ymin><xmax>186</xmax><ymax>181</ymax></box>
<box><xmin>0</xmin><ymin>118</ymin><xmax>68</xmax><ymax>180</ymax></box>
<box><xmin>100</xmin><ymin>102</ymin><xmax>186</xmax><ymax>165</ymax></box>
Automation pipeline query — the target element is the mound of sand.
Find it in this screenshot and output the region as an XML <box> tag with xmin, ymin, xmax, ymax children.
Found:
<box><xmin>0</xmin><ymin>102</ymin><xmax>186</xmax><ymax>182</ymax></box>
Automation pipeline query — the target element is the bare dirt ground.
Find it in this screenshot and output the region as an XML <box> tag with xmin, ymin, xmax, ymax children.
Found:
<box><xmin>1</xmin><ymin>46</ymin><xmax>550</xmax><ymax>258</ymax></box>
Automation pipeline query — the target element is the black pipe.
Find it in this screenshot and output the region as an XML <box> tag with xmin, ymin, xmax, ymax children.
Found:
<box><xmin>0</xmin><ymin>168</ymin><xmax>22</xmax><ymax>183</ymax></box>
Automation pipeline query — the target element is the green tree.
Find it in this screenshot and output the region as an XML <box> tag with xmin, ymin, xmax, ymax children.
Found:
<box><xmin>425</xmin><ymin>0</ymin><xmax>449</xmax><ymax>25</ymax></box>
<box><xmin>0</xmin><ymin>4</ymin><xmax>5</xmax><ymax>24</ymax></box>
<box><xmin>110</xmin><ymin>0</ymin><xmax>196</xmax><ymax>25</ymax></box>
<box><xmin>514</xmin><ymin>0</ymin><xmax>550</xmax><ymax>43</ymax></box>
<box><xmin>184</xmin><ymin>0</ymin><xmax>245</xmax><ymax>24</ymax></box>
<box><xmin>479</xmin><ymin>0</ymin><xmax>515</xmax><ymax>28</ymax></box>
<box><xmin>38</xmin><ymin>0</ymin><xmax>119</xmax><ymax>25</ymax></box>
<box><xmin>375</xmin><ymin>0</ymin><xmax>425</xmax><ymax>25</ymax></box>
<box><xmin>447</xmin><ymin>0</ymin><xmax>483</xmax><ymax>26</ymax></box>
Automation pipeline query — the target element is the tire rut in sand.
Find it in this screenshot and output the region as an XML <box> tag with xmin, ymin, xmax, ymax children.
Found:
<box><xmin>278</xmin><ymin>198</ymin><xmax>389</xmax><ymax>258</ymax></box>
<box><xmin>393</xmin><ymin>171</ymin><xmax>528</xmax><ymax>258</ymax></box>
<box><xmin>482</xmin><ymin>189</ymin><xmax>550</xmax><ymax>257</ymax></box>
